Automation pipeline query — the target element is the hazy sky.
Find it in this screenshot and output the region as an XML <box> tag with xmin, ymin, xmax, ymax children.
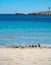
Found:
<box><xmin>0</xmin><ymin>0</ymin><xmax>51</xmax><ymax>14</ymax></box>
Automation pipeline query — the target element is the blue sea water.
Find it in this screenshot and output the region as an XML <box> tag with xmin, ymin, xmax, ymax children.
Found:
<box><xmin>0</xmin><ymin>14</ymin><xmax>51</xmax><ymax>45</ymax></box>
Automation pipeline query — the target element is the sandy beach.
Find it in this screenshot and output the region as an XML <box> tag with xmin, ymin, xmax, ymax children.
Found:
<box><xmin>0</xmin><ymin>48</ymin><xmax>51</xmax><ymax>65</ymax></box>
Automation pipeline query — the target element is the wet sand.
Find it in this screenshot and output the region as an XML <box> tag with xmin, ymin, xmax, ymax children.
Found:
<box><xmin>0</xmin><ymin>48</ymin><xmax>51</xmax><ymax>65</ymax></box>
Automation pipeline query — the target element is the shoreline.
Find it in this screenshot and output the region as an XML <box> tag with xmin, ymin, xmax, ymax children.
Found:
<box><xmin>0</xmin><ymin>44</ymin><xmax>51</xmax><ymax>48</ymax></box>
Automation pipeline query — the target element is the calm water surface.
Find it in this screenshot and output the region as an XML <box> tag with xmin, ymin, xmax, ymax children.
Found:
<box><xmin>0</xmin><ymin>14</ymin><xmax>51</xmax><ymax>45</ymax></box>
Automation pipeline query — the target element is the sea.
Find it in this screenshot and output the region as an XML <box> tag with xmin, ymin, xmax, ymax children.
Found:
<box><xmin>0</xmin><ymin>14</ymin><xmax>51</xmax><ymax>45</ymax></box>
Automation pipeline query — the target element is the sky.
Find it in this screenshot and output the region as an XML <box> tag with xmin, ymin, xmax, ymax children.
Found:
<box><xmin>0</xmin><ymin>0</ymin><xmax>51</xmax><ymax>14</ymax></box>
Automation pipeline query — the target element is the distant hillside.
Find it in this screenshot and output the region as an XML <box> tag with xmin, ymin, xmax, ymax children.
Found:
<box><xmin>28</xmin><ymin>11</ymin><xmax>51</xmax><ymax>15</ymax></box>
<box><xmin>16</xmin><ymin>11</ymin><xmax>51</xmax><ymax>15</ymax></box>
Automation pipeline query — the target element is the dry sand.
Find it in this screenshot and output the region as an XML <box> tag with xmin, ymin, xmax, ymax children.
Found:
<box><xmin>0</xmin><ymin>48</ymin><xmax>51</xmax><ymax>65</ymax></box>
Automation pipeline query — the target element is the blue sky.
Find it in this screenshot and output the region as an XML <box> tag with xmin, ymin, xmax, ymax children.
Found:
<box><xmin>0</xmin><ymin>0</ymin><xmax>51</xmax><ymax>14</ymax></box>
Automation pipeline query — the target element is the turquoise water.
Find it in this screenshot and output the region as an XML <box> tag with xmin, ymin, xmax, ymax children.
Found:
<box><xmin>0</xmin><ymin>15</ymin><xmax>51</xmax><ymax>45</ymax></box>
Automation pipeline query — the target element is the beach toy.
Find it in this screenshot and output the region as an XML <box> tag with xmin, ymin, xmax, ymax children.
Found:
<box><xmin>14</xmin><ymin>45</ymin><xmax>19</xmax><ymax>48</ymax></box>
